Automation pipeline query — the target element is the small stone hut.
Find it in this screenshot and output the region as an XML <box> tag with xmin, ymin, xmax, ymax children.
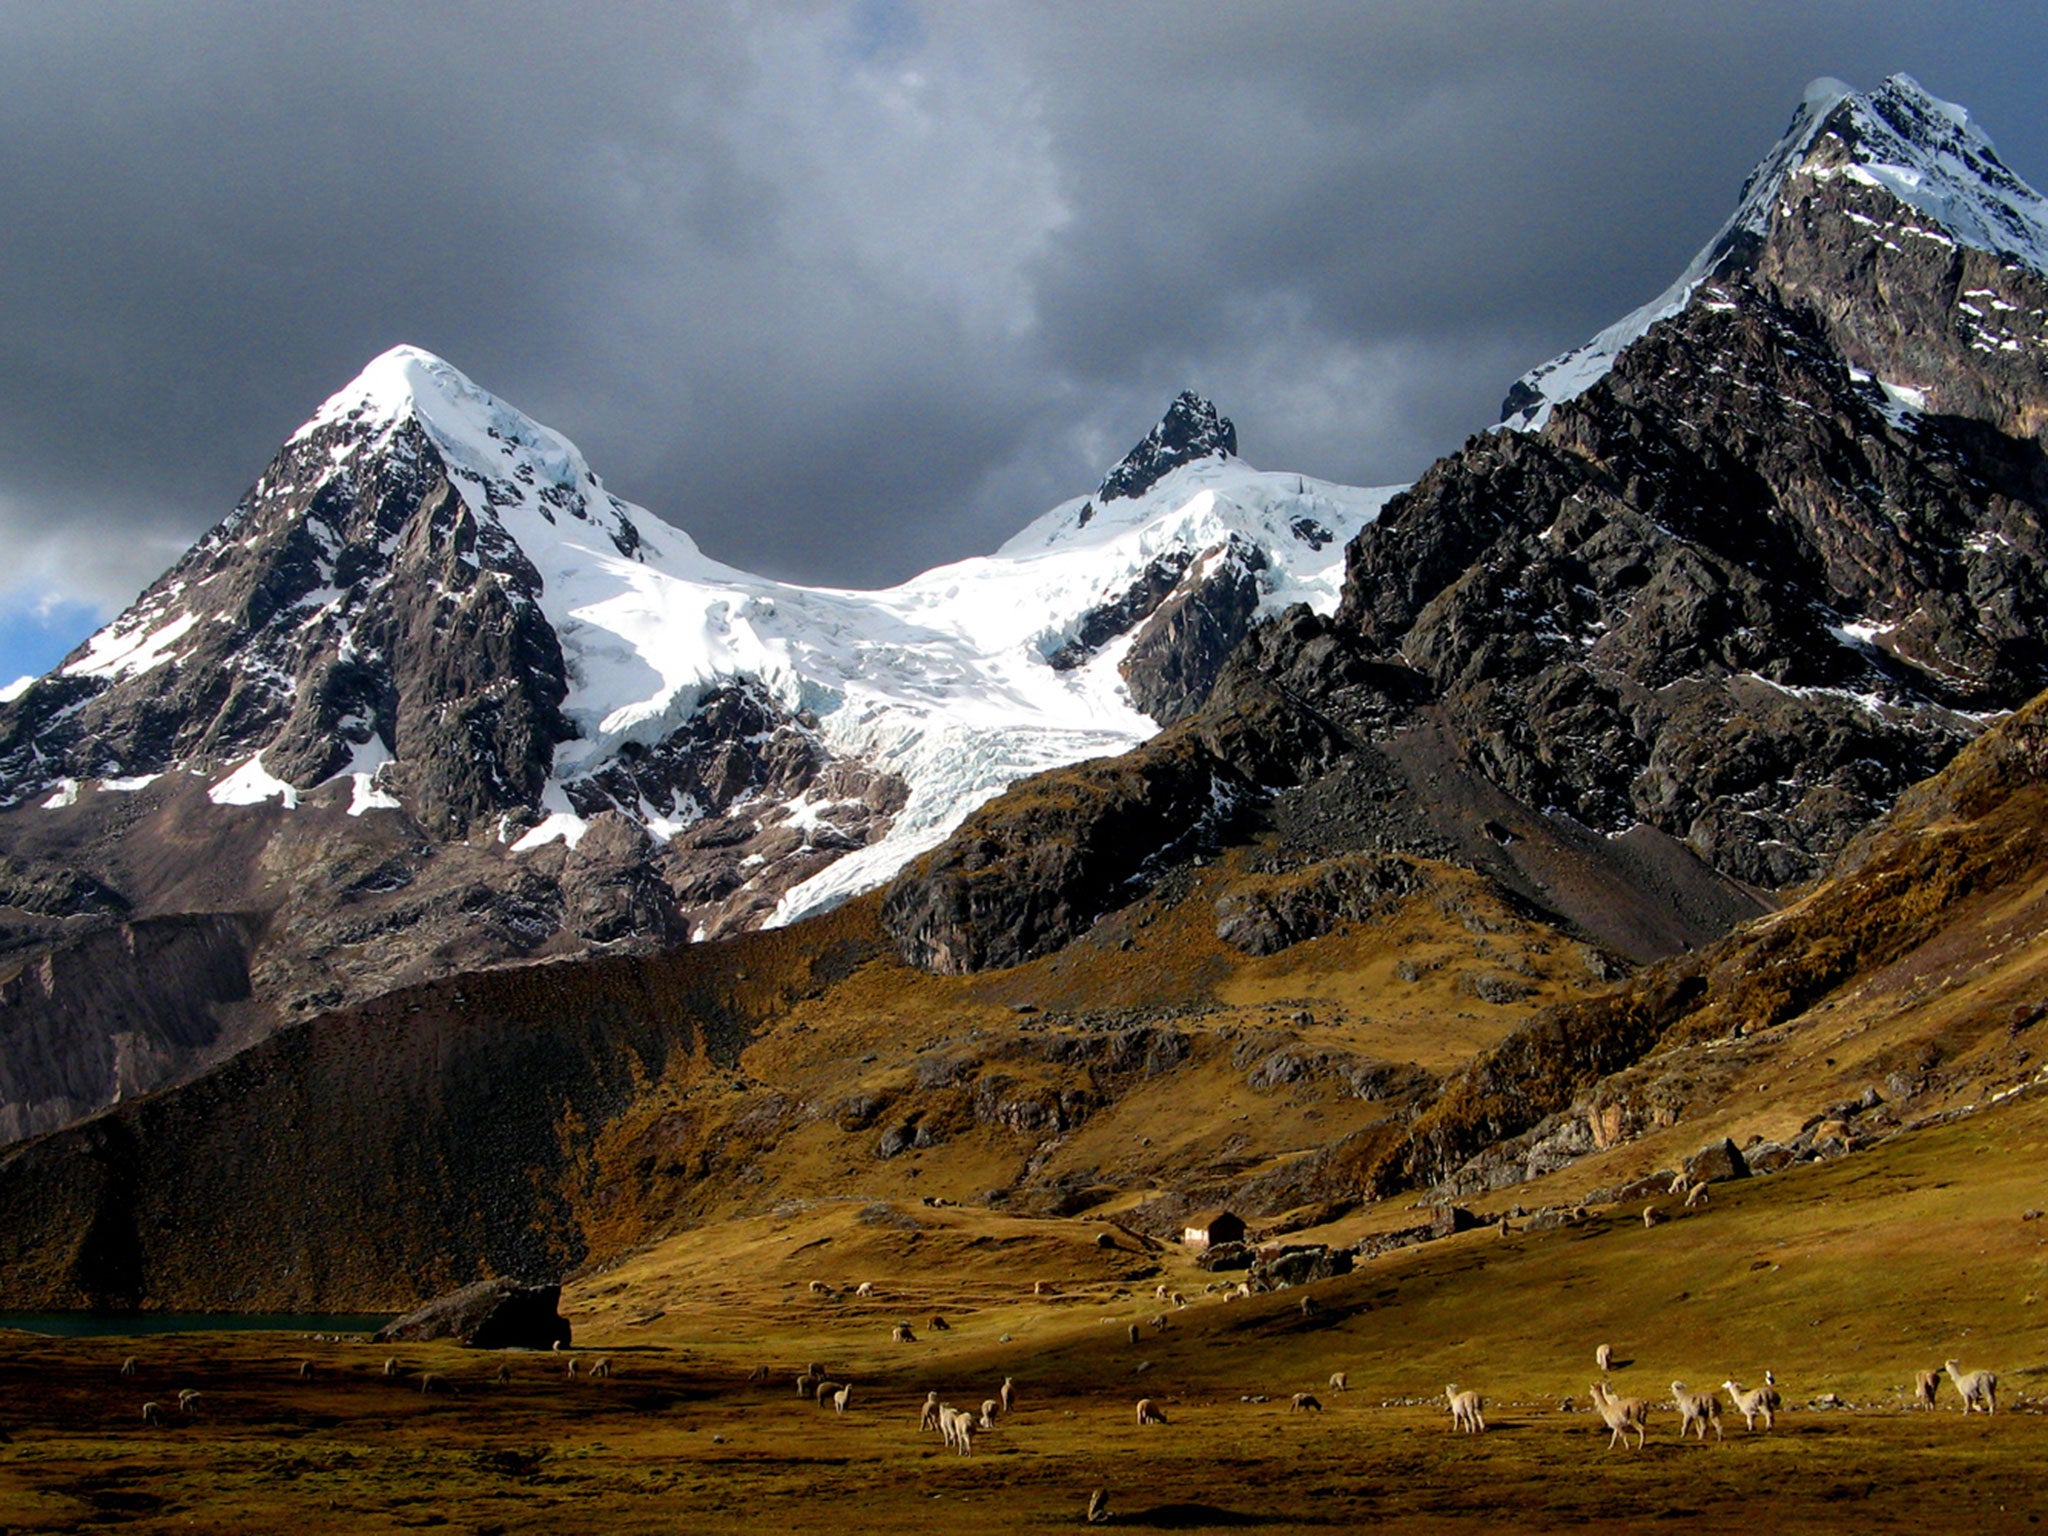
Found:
<box><xmin>1182</xmin><ymin>1209</ymin><xmax>1247</xmax><ymax>1251</ymax></box>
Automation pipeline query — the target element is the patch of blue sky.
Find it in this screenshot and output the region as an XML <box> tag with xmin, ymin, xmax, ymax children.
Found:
<box><xmin>844</xmin><ymin>0</ymin><xmax>924</xmax><ymax>63</ymax></box>
<box><xmin>0</xmin><ymin>596</ymin><xmax>100</xmax><ymax>694</ymax></box>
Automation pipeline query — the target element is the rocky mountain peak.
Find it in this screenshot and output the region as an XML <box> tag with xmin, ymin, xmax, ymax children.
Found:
<box><xmin>1098</xmin><ymin>391</ymin><xmax>1238</xmax><ymax>502</ymax></box>
<box><xmin>884</xmin><ymin>72</ymin><xmax>2048</xmax><ymax>979</ymax></box>
<box><xmin>1810</xmin><ymin>73</ymin><xmax>2048</xmax><ymax>268</ymax></box>
<box><xmin>286</xmin><ymin>344</ymin><xmax>653</xmax><ymax>565</ymax></box>
<box><xmin>1501</xmin><ymin>73</ymin><xmax>2048</xmax><ymax>432</ymax></box>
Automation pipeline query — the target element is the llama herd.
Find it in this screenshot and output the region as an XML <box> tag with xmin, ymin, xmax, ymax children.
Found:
<box><xmin>1457</xmin><ymin>1347</ymin><xmax>2001</xmax><ymax>1450</ymax></box>
<box><xmin>92</xmin><ymin>1283</ymin><xmax>2007</xmax><ymax>1465</ymax></box>
<box><xmin>790</xmin><ymin>1338</ymin><xmax>2006</xmax><ymax>1462</ymax></box>
<box><xmin>764</xmin><ymin>1321</ymin><xmax>2005</xmax><ymax>1459</ymax></box>
<box><xmin>102</xmin><ymin>1331</ymin><xmax>2008</xmax><ymax>1456</ymax></box>
<box><xmin>911</xmin><ymin>1376</ymin><xmax>1020</xmax><ymax>1453</ymax></box>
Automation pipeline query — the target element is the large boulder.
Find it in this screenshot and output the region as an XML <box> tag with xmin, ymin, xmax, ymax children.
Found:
<box><xmin>1681</xmin><ymin>1137</ymin><xmax>1751</xmax><ymax>1187</ymax></box>
<box><xmin>1194</xmin><ymin>1241</ymin><xmax>1254</xmax><ymax>1272</ymax></box>
<box><xmin>373</xmin><ymin>1278</ymin><xmax>571</xmax><ymax>1349</ymax></box>
<box><xmin>1250</xmin><ymin>1244</ymin><xmax>1353</xmax><ymax>1290</ymax></box>
<box><xmin>1428</xmin><ymin>1205</ymin><xmax>1482</xmax><ymax>1240</ymax></box>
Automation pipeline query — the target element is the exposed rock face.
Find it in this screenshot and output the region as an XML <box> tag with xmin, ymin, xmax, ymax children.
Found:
<box><xmin>1755</xmin><ymin>81</ymin><xmax>2048</xmax><ymax>447</ymax></box>
<box><xmin>0</xmin><ymin>914</ymin><xmax>266</xmax><ymax>1144</ymax></box>
<box><xmin>1052</xmin><ymin>533</ymin><xmax>1305</xmax><ymax>726</ymax></box>
<box><xmin>0</xmin><ymin>413</ymin><xmax>576</xmax><ymax>838</ymax></box>
<box><xmin>563</xmin><ymin>682</ymin><xmax>911</xmax><ymax>940</ymax></box>
<box><xmin>374</xmin><ymin>1278</ymin><xmax>572</xmax><ymax>1349</ymax></box>
<box><xmin>1098</xmin><ymin>391</ymin><xmax>1237</xmax><ymax>502</ymax></box>
<box><xmin>1119</xmin><ymin>538</ymin><xmax>1267</xmax><ymax>724</ymax></box>
<box><xmin>1046</xmin><ymin>552</ymin><xmax>1194</xmax><ymax>672</ymax></box>
<box><xmin>880</xmin><ymin>732</ymin><xmax>1249</xmax><ymax>974</ymax></box>
<box><xmin>1344</xmin><ymin>283</ymin><xmax>2045</xmax><ymax>887</ymax></box>
<box><xmin>883</xmin><ymin>74</ymin><xmax>2048</xmax><ymax>972</ymax></box>
<box><xmin>0</xmin><ymin>857</ymin><xmax>127</xmax><ymax>920</ymax></box>
<box><xmin>1213</xmin><ymin>853</ymin><xmax>1421</xmax><ymax>956</ymax></box>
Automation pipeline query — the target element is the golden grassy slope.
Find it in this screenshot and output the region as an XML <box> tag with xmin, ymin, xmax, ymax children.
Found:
<box><xmin>0</xmin><ymin>832</ymin><xmax>1609</xmax><ymax>1313</ymax></box>
<box><xmin>1362</xmin><ymin>692</ymin><xmax>2048</xmax><ymax>1201</ymax></box>
<box><xmin>572</xmin><ymin>848</ymin><xmax>1596</xmax><ymax>1258</ymax></box>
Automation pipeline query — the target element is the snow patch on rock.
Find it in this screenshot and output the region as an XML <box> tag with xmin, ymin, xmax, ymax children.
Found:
<box><xmin>209</xmin><ymin>754</ymin><xmax>300</xmax><ymax>809</ymax></box>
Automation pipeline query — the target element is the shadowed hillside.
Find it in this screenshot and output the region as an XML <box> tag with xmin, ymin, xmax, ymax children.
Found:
<box><xmin>0</xmin><ymin>852</ymin><xmax>1604</xmax><ymax>1310</ymax></box>
<box><xmin>0</xmin><ymin>915</ymin><xmax>868</xmax><ymax>1309</ymax></box>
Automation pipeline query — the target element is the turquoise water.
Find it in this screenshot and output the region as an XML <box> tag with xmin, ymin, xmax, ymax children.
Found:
<box><xmin>0</xmin><ymin>1313</ymin><xmax>391</xmax><ymax>1338</ymax></box>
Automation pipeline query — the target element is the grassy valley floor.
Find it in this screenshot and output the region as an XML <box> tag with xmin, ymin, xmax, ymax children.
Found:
<box><xmin>6</xmin><ymin>1087</ymin><xmax>2048</xmax><ymax>1533</ymax></box>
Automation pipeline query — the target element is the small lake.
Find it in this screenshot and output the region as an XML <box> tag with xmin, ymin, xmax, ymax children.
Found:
<box><xmin>0</xmin><ymin>1313</ymin><xmax>392</xmax><ymax>1338</ymax></box>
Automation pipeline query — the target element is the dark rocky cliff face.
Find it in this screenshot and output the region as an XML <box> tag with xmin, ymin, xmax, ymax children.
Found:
<box><xmin>0</xmin><ymin>416</ymin><xmax>575</xmax><ymax>838</ymax></box>
<box><xmin>0</xmin><ymin>913</ymin><xmax>267</xmax><ymax>1144</ymax></box>
<box><xmin>1342</xmin><ymin>282</ymin><xmax>2046</xmax><ymax>888</ymax></box>
<box><xmin>879</xmin><ymin>731</ymin><xmax>1247</xmax><ymax>974</ymax></box>
<box><xmin>1119</xmin><ymin>537</ymin><xmax>1268</xmax><ymax>725</ymax></box>
<box><xmin>882</xmin><ymin>82</ymin><xmax>2048</xmax><ymax>973</ymax></box>
<box><xmin>1097</xmin><ymin>391</ymin><xmax>1238</xmax><ymax>502</ymax></box>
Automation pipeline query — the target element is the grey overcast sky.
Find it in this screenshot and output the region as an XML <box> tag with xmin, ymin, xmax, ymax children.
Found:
<box><xmin>3</xmin><ymin>1</ymin><xmax>2046</xmax><ymax>684</ymax></box>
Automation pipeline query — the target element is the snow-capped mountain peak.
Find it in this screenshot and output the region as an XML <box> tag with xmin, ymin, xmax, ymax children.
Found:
<box><xmin>1501</xmin><ymin>73</ymin><xmax>2048</xmax><ymax>431</ymax></box>
<box><xmin>2</xmin><ymin>361</ymin><xmax>1397</xmax><ymax>947</ymax></box>
<box><xmin>1813</xmin><ymin>73</ymin><xmax>2048</xmax><ymax>267</ymax></box>
<box><xmin>287</xmin><ymin>344</ymin><xmax>668</xmax><ymax>568</ymax></box>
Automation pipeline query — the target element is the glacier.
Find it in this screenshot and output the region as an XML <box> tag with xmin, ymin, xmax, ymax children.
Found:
<box><xmin>47</xmin><ymin>344</ymin><xmax>1400</xmax><ymax>930</ymax></box>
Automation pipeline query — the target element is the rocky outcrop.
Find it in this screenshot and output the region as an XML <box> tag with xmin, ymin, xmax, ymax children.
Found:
<box><xmin>0</xmin><ymin>857</ymin><xmax>128</xmax><ymax>922</ymax></box>
<box><xmin>1119</xmin><ymin>538</ymin><xmax>1266</xmax><ymax>724</ymax></box>
<box><xmin>1046</xmin><ymin>552</ymin><xmax>1195</xmax><ymax>672</ymax></box>
<box><xmin>558</xmin><ymin>815</ymin><xmax>684</xmax><ymax>946</ymax></box>
<box><xmin>374</xmin><ymin>1277</ymin><xmax>571</xmax><ymax>1348</ymax></box>
<box><xmin>1681</xmin><ymin>1137</ymin><xmax>1751</xmax><ymax>1187</ymax></box>
<box><xmin>1097</xmin><ymin>391</ymin><xmax>1237</xmax><ymax>502</ymax></box>
<box><xmin>881</xmin><ymin>731</ymin><xmax>1252</xmax><ymax>974</ymax></box>
<box><xmin>1195</xmin><ymin>1240</ymin><xmax>1253</xmax><ymax>1271</ymax></box>
<box><xmin>1213</xmin><ymin>853</ymin><xmax>1421</xmax><ymax>956</ymax></box>
<box><xmin>1040</xmin><ymin>1025</ymin><xmax>1194</xmax><ymax>1080</ymax></box>
<box><xmin>1045</xmin><ymin>534</ymin><xmax>1291</xmax><ymax>731</ymax></box>
<box><xmin>1249</xmin><ymin>1243</ymin><xmax>1353</xmax><ymax>1289</ymax></box>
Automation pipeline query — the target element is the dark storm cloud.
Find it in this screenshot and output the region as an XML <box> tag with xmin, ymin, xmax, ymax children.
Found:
<box><xmin>1008</xmin><ymin>1</ymin><xmax>2046</xmax><ymax>483</ymax></box>
<box><xmin>1</xmin><ymin>1</ymin><xmax>2044</xmax><ymax>665</ymax></box>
